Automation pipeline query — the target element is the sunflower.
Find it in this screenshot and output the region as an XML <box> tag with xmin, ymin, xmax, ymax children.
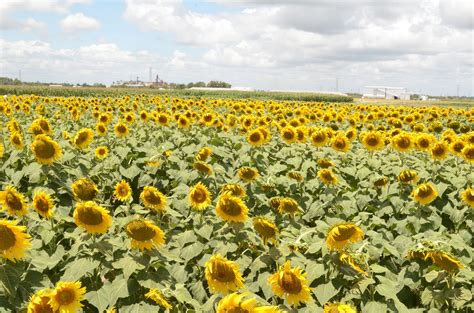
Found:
<box><xmin>96</xmin><ymin>123</ymin><xmax>108</xmax><ymax>136</ymax></box>
<box><xmin>277</xmin><ymin>197</ymin><xmax>302</xmax><ymax>215</ymax></box>
<box><xmin>397</xmin><ymin>169</ymin><xmax>419</xmax><ymax>184</ymax></box>
<box><xmin>32</xmin><ymin>190</ymin><xmax>54</xmax><ymax>219</ymax></box>
<box><xmin>145</xmin><ymin>289</ymin><xmax>172</xmax><ymax>309</ymax></box>
<box><xmin>95</xmin><ymin>146</ymin><xmax>109</xmax><ymax>159</ymax></box>
<box><xmin>73</xmin><ymin>201</ymin><xmax>112</xmax><ymax>234</ymax></box>
<box><xmin>268</xmin><ymin>261</ymin><xmax>311</xmax><ymax>306</ymax></box>
<box><xmin>373</xmin><ymin>176</ymin><xmax>389</xmax><ymax>188</ymax></box>
<box><xmin>324</xmin><ymin>302</ymin><xmax>357</xmax><ymax>313</ymax></box>
<box><xmin>253</xmin><ymin>216</ymin><xmax>278</xmax><ymax>244</ymax></box>
<box><xmin>73</xmin><ymin>128</ymin><xmax>94</xmax><ymax>150</ymax></box>
<box><xmin>10</xmin><ymin>132</ymin><xmax>24</xmax><ymax>150</ymax></box>
<box><xmin>412</xmin><ymin>182</ymin><xmax>438</xmax><ymax>205</ymax></box>
<box><xmin>332</xmin><ymin>135</ymin><xmax>350</xmax><ymax>153</ymax></box>
<box><xmin>424</xmin><ymin>250</ymin><xmax>464</xmax><ymax>272</ymax></box>
<box><xmin>318</xmin><ymin>169</ymin><xmax>338</xmax><ymax>185</ymax></box>
<box><xmin>326</xmin><ymin>223</ymin><xmax>364</xmax><ymax>251</ymax></box>
<box><xmin>431</xmin><ymin>141</ymin><xmax>450</xmax><ymax>160</ymax></box>
<box><xmin>281</xmin><ymin>126</ymin><xmax>297</xmax><ymax>144</ymax></box>
<box><xmin>195</xmin><ymin>147</ymin><xmax>212</xmax><ymax>162</ymax></box>
<box><xmin>0</xmin><ymin>219</ymin><xmax>31</xmax><ymax>262</ymax></box>
<box><xmin>462</xmin><ymin>145</ymin><xmax>474</xmax><ymax>163</ymax></box>
<box><xmin>247</xmin><ymin>128</ymin><xmax>265</xmax><ymax>146</ymax></box>
<box><xmin>189</xmin><ymin>182</ymin><xmax>212</xmax><ymax>211</ymax></box>
<box><xmin>216</xmin><ymin>194</ymin><xmax>249</xmax><ymax>223</ymax></box>
<box><xmin>217</xmin><ymin>292</ymin><xmax>281</xmax><ymax>313</ymax></box>
<box><xmin>317</xmin><ymin>158</ymin><xmax>335</xmax><ymax>168</ymax></box>
<box><xmin>205</xmin><ymin>254</ymin><xmax>245</xmax><ymax>294</ymax></box>
<box><xmin>450</xmin><ymin>139</ymin><xmax>465</xmax><ymax>155</ymax></box>
<box><xmin>460</xmin><ymin>187</ymin><xmax>474</xmax><ymax>207</ymax></box>
<box><xmin>140</xmin><ymin>186</ymin><xmax>167</xmax><ymax>212</ymax></box>
<box><xmin>0</xmin><ymin>142</ymin><xmax>4</xmax><ymax>158</ymax></box>
<box><xmin>27</xmin><ymin>289</ymin><xmax>55</xmax><ymax>313</ymax></box>
<box><xmin>310</xmin><ymin>129</ymin><xmax>328</xmax><ymax>147</ymax></box>
<box><xmin>339</xmin><ymin>252</ymin><xmax>367</xmax><ymax>276</ymax></box>
<box><xmin>220</xmin><ymin>183</ymin><xmax>246</xmax><ymax>198</ymax></box>
<box><xmin>114</xmin><ymin>180</ymin><xmax>132</xmax><ymax>202</ymax></box>
<box><xmin>238</xmin><ymin>167</ymin><xmax>259</xmax><ymax>182</ymax></box>
<box><xmin>0</xmin><ymin>186</ymin><xmax>28</xmax><ymax>217</ymax></box>
<box><xmin>114</xmin><ymin>122</ymin><xmax>129</xmax><ymax>138</ymax></box>
<box><xmin>71</xmin><ymin>178</ymin><xmax>98</xmax><ymax>201</ymax></box>
<box><xmin>415</xmin><ymin>133</ymin><xmax>435</xmax><ymax>151</ymax></box>
<box><xmin>360</xmin><ymin>131</ymin><xmax>384</xmax><ymax>151</ymax></box>
<box><xmin>30</xmin><ymin>135</ymin><xmax>62</xmax><ymax>165</ymax></box>
<box><xmin>194</xmin><ymin>161</ymin><xmax>213</xmax><ymax>175</ymax></box>
<box><xmin>177</xmin><ymin>115</ymin><xmax>190</xmax><ymax>128</ymax></box>
<box><xmin>287</xmin><ymin>171</ymin><xmax>304</xmax><ymax>182</ymax></box>
<box><xmin>48</xmin><ymin>281</ymin><xmax>86</xmax><ymax>313</ymax></box>
<box><xmin>125</xmin><ymin>219</ymin><xmax>165</xmax><ymax>250</ymax></box>
<box><xmin>391</xmin><ymin>132</ymin><xmax>414</xmax><ymax>152</ymax></box>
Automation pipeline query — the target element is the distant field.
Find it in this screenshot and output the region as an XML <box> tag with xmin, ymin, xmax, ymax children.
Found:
<box><xmin>0</xmin><ymin>85</ymin><xmax>353</xmax><ymax>103</ymax></box>
<box><xmin>356</xmin><ymin>98</ymin><xmax>474</xmax><ymax>108</ymax></box>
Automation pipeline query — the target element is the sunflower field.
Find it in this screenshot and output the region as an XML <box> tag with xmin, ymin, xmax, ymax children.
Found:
<box><xmin>0</xmin><ymin>95</ymin><xmax>473</xmax><ymax>313</ymax></box>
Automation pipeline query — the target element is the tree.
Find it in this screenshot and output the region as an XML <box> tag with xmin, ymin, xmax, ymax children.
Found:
<box><xmin>207</xmin><ymin>81</ymin><xmax>231</xmax><ymax>88</ymax></box>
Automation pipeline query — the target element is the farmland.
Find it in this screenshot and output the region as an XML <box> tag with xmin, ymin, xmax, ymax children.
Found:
<box><xmin>0</xmin><ymin>94</ymin><xmax>473</xmax><ymax>312</ymax></box>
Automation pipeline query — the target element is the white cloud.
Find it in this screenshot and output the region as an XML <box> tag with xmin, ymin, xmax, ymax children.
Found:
<box><xmin>439</xmin><ymin>0</ymin><xmax>474</xmax><ymax>29</ymax></box>
<box><xmin>60</xmin><ymin>13</ymin><xmax>100</xmax><ymax>33</ymax></box>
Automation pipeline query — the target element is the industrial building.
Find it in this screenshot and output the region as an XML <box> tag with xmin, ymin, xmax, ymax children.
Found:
<box><xmin>363</xmin><ymin>86</ymin><xmax>411</xmax><ymax>100</ymax></box>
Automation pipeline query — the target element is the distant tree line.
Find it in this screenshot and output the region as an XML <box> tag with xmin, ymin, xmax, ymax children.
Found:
<box><xmin>172</xmin><ymin>81</ymin><xmax>232</xmax><ymax>89</ymax></box>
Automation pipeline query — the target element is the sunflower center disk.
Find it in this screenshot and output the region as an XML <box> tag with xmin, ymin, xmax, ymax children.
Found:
<box><xmin>221</xmin><ymin>199</ymin><xmax>242</xmax><ymax>216</ymax></box>
<box><xmin>56</xmin><ymin>290</ymin><xmax>74</xmax><ymax>305</ymax></box>
<box><xmin>78</xmin><ymin>207</ymin><xmax>103</xmax><ymax>225</ymax></box>
<box><xmin>333</xmin><ymin>226</ymin><xmax>357</xmax><ymax>241</ymax></box>
<box><xmin>280</xmin><ymin>271</ymin><xmax>302</xmax><ymax>294</ymax></box>
<box><xmin>227</xmin><ymin>308</ymin><xmax>249</xmax><ymax>313</ymax></box>
<box><xmin>366</xmin><ymin>137</ymin><xmax>379</xmax><ymax>146</ymax></box>
<box><xmin>6</xmin><ymin>192</ymin><xmax>23</xmax><ymax>211</ymax></box>
<box><xmin>127</xmin><ymin>222</ymin><xmax>156</xmax><ymax>241</ymax></box>
<box><xmin>75</xmin><ymin>184</ymin><xmax>97</xmax><ymax>201</ymax></box>
<box><xmin>192</xmin><ymin>189</ymin><xmax>206</xmax><ymax>203</ymax></box>
<box><xmin>417</xmin><ymin>186</ymin><xmax>433</xmax><ymax>198</ymax></box>
<box><xmin>75</xmin><ymin>132</ymin><xmax>89</xmax><ymax>145</ymax></box>
<box><xmin>0</xmin><ymin>225</ymin><xmax>16</xmax><ymax>250</ymax></box>
<box><xmin>144</xmin><ymin>191</ymin><xmax>161</xmax><ymax>205</ymax></box>
<box><xmin>35</xmin><ymin>140</ymin><xmax>55</xmax><ymax>158</ymax></box>
<box><xmin>35</xmin><ymin>198</ymin><xmax>50</xmax><ymax>212</ymax></box>
<box><xmin>212</xmin><ymin>262</ymin><xmax>236</xmax><ymax>282</ymax></box>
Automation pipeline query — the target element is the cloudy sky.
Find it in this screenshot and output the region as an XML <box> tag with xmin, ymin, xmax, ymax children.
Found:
<box><xmin>0</xmin><ymin>0</ymin><xmax>473</xmax><ymax>95</ymax></box>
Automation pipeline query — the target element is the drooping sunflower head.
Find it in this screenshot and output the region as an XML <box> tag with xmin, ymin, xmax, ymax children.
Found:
<box><xmin>30</xmin><ymin>135</ymin><xmax>62</xmax><ymax>165</ymax></box>
<box><xmin>268</xmin><ymin>261</ymin><xmax>311</xmax><ymax>306</ymax></box>
<box><xmin>0</xmin><ymin>186</ymin><xmax>28</xmax><ymax>217</ymax></box>
<box><xmin>238</xmin><ymin>167</ymin><xmax>259</xmax><ymax>182</ymax></box>
<box><xmin>195</xmin><ymin>146</ymin><xmax>213</xmax><ymax>162</ymax></box>
<box><xmin>373</xmin><ymin>176</ymin><xmax>389</xmax><ymax>188</ymax></box>
<box><xmin>220</xmin><ymin>183</ymin><xmax>246</xmax><ymax>198</ymax></box>
<box><xmin>326</xmin><ymin>223</ymin><xmax>364</xmax><ymax>251</ymax></box>
<box><xmin>324</xmin><ymin>302</ymin><xmax>357</xmax><ymax>313</ymax></box>
<box><xmin>412</xmin><ymin>182</ymin><xmax>438</xmax><ymax>205</ymax></box>
<box><xmin>287</xmin><ymin>171</ymin><xmax>304</xmax><ymax>182</ymax></box>
<box><xmin>339</xmin><ymin>251</ymin><xmax>368</xmax><ymax>276</ymax></box>
<box><xmin>73</xmin><ymin>201</ymin><xmax>112</xmax><ymax>234</ymax></box>
<box><xmin>277</xmin><ymin>197</ymin><xmax>302</xmax><ymax>216</ymax></box>
<box><xmin>71</xmin><ymin>178</ymin><xmax>98</xmax><ymax>201</ymax></box>
<box><xmin>424</xmin><ymin>250</ymin><xmax>464</xmax><ymax>272</ymax></box>
<box><xmin>318</xmin><ymin>169</ymin><xmax>338</xmax><ymax>185</ymax></box>
<box><xmin>73</xmin><ymin>128</ymin><xmax>94</xmax><ymax>150</ymax></box>
<box><xmin>114</xmin><ymin>180</ymin><xmax>132</xmax><ymax>202</ymax></box>
<box><xmin>125</xmin><ymin>219</ymin><xmax>165</xmax><ymax>250</ymax></box>
<box><xmin>397</xmin><ymin>169</ymin><xmax>419</xmax><ymax>184</ymax></box>
<box><xmin>27</xmin><ymin>288</ymin><xmax>55</xmax><ymax>313</ymax></box>
<box><xmin>205</xmin><ymin>254</ymin><xmax>245</xmax><ymax>294</ymax></box>
<box><xmin>145</xmin><ymin>289</ymin><xmax>172</xmax><ymax>309</ymax></box>
<box><xmin>460</xmin><ymin>187</ymin><xmax>474</xmax><ymax>208</ymax></box>
<box><xmin>317</xmin><ymin>158</ymin><xmax>335</xmax><ymax>168</ymax></box>
<box><xmin>140</xmin><ymin>186</ymin><xmax>167</xmax><ymax>212</ymax></box>
<box><xmin>95</xmin><ymin>146</ymin><xmax>109</xmax><ymax>159</ymax></box>
<box><xmin>216</xmin><ymin>194</ymin><xmax>249</xmax><ymax>223</ymax></box>
<box><xmin>0</xmin><ymin>219</ymin><xmax>31</xmax><ymax>262</ymax></box>
<box><xmin>216</xmin><ymin>292</ymin><xmax>281</xmax><ymax>313</ymax></box>
<box><xmin>194</xmin><ymin>161</ymin><xmax>213</xmax><ymax>176</ymax></box>
<box><xmin>32</xmin><ymin>190</ymin><xmax>54</xmax><ymax>219</ymax></box>
<box><xmin>189</xmin><ymin>182</ymin><xmax>212</xmax><ymax>211</ymax></box>
<box><xmin>48</xmin><ymin>281</ymin><xmax>86</xmax><ymax>313</ymax></box>
<box><xmin>253</xmin><ymin>216</ymin><xmax>278</xmax><ymax>244</ymax></box>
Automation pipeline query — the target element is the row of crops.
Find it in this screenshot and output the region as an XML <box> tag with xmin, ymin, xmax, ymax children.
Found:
<box><xmin>0</xmin><ymin>94</ymin><xmax>473</xmax><ymax>312</ymax></box>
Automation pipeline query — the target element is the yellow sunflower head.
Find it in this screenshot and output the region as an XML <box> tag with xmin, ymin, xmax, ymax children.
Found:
<box><xmin>0</xmin><ymin>186</ymin><xmax>28</xmax><ymax>217</ymax></box>
<box><xmin>397</xmin><ymin>169</ymin><xmax>419</xmax><ymax>184</ymax></box>
<box><xmin>73</xmin><ymin>128</ymin><xmax>94</xmax><ymax>150</ymax></box>
<box><xmin>317</xmin><ymin>158</ymin><xmax>335</xmax><ymax>168</ymax></box>
<box><xmin>460</xmin><ymin>187</ymin><xmax>474</xmax><ymax>208</ymax></box>
<box><xmin>216</xmin><ymin>194</ymin><xmax>249</xmax><ymax>223</ymax></box>
<box><xmin>220</xmin><ymin>183</ymin><xmax>247</xmax><ymax>198</ymax></box>
<box><xmin>431</xmin><ymin>141</ymin><xmax>450</xmax><ymax>160</ymax></box>
<box><xmin>360</xmin><ymin>131</ymin><xmax>385</xmax><ymax>151</ymax></box>
<box><xmin>32</xmin><ymin>190</ymin><xmax>54</xmax><ymax>219</ymax></box>
<box><xmin>339</xmin><ymin>251</ymin><xmax>368</xmax><ymax>276</ymax></box>
<box><xmin>189</xmin><ymin>182</ymin><xmax>212</xmax><ymax>211</ymax></box>
<box><xmin>268</xmin><ymin>261</ymin><xmax>311</xmax><ymax>306</ymax></box>
<box><xmin>253</xmin><ymin>216</ymin><xmax>278</xmax><ymax>244</ymax></box>
<box><xmin>277</xmin><ymin>197</ymin><xmax>302</xmax><ymax>216</ymax></box>
<box><xmin>96</xmin><ymin>123</ymin><xmax>108</xmax><ymax>136</ymax></box>
<box><xmin>217</xmin><ymin>292</ymin><xmax>281</xmax><ymax>313</ymax></box>
<box><xmin>326</xmin><ymin>223</ymin><xmax>364</xmax><ymax>251</ymax></box>
<box><xmin>205</xmin><ymin>254</ymin><xmax>245</xmax><ymax>294</ymax></box>
<box><xmin>310</xmin><ymin>129</ymin><xmax>328</xmax><ymax>147</ymax></box>
<box><xmin>140</xmin><ymin>186</ymin><xmax>167</xmax><ymax>212</ymax></box>
<box><xmin>238</xmin><ymin>167</ymin><xmax>259</xmax><ymax>182</ymax></box>
<box><xmin>281</xmin><ymin>126</ymin><xmax>297</xmax><ymax>144</ymax></box>
<box><xmin>247</xmin><ymin>128</ymin><xmax>265</xmax><ymax>146</ymax></box>
<box><xmin>373</xmin><ymin>176</ymin><xmax>389</xmax><ymax>188</ymax></box>
<box><xmin>462</xmin><ymin>145</ymin><xmax>474</xmax><ymax>163</ymax></box>
<box><xmin>324</xmin><ymin>302</ymin><xmax>357</xmax><ymax>313</ymax></box>
<box><xmin>95</xmin><ymin>146</ymin><xmax>109</xmax><ymax>159</ymax></box>
<box><xmin>332</xmin><ymin>135</ymin><xmax>350</xmax><ymax>153</ymax></box>
<box><xmin>114</xmin><ymin>180</ymin><xmax>132</xmax><ymax>202</ymax></box>
<box><xmin>73</xmin><ymin>201</ymin><xmax>112</xmax><ymax>234</ymax></box>
<box><xmin>48</xmin><ymin>281</ymin><xmax>86</xmax><ymax>313</ymax></box>
<box><xmin>424</xmin><ymin>250</ymin><xmax>464</xmax><ymax>272</ymax></box>
<box><xmin>194</xmin><ymin>161</ymin><xmax>213</xmax><ymax>175</ymax></box>
<box><xmin>0</xmin><ymin>219</ymin><xmax>31</xmax><ymax>262</ymax></box>
<box><xmin>27</xmin><ymin>289</ymin><xmax>55</xmax><ymax>313</ymax></box>
<box><xmin>10</xmin><ymin>132</ymin><xmax>24</xmax><ymax>150</ymax></box>
<box><xmin>71</xmin><ymin>178</ymin><xmax>99</xmax><ymax>202</ymax></box>
<box><xmin>30</xmin><ymin>134</ymin><xmax>62</xmax><ymax>165</ymax></box>
<box><xmin>114</xmin><ymin>122</ymin><xmax>129</xmax><ymax>138</ymax></box>
<box><xmin>412</xmin><ymin>182</ymin><xmax>438</xmax><ymax>205</ymax></box>
<box><xmin>318</xmin><ymin>169</ymin><xmax>338</xmax><ymax>185</ymax></box>
<box><xmin>195</xmin><ymin>146</ymin><xmax>212</xmax><ymax>162</ymax></box>
<box><xmin>287</xmin><ymin>171</ymin><xmax>304</xmax><ymax>182</ymax></box>
<box><xmin>125</xmin><ymin>219</ymin><xmax>165</xmax><ymax>250</ymax></box>
<box><xmin>145</xmin><ymin>288</ymin><xmax>172</xmax><ymax>309</ymax></box>
<box><xmin>415</xmin><ymin>133</ymin><xmax>435</xmax><ymax>151</ymax></box>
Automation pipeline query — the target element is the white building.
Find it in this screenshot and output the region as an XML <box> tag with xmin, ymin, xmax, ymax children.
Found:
<box><xmin>363</xmin><ymin>86</ymin><xmax>411</xmax><ymax>100</ymax></box>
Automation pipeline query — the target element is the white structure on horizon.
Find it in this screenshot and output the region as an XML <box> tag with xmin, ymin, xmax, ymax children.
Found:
<box><xmin>363</xmin><ymin>86</ymin><xmax>411</xmax><ymax>100</ymax></box>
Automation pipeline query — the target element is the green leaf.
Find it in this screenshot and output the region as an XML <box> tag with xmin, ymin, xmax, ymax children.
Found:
<box><xmin>113</xmin><ymin>256</ymin><xmax>143</xmax><ymax>279</ymax></box>
<box><xmin>87</xmin><ymin>275</ymin><xmax>129</xmax><ymax>312</ymax></box>
<box><xmin>313</xmin><ymin>281</ymin><xmax>339</xmax><ymax>305</ymax></box>
<box><xmin>61</xmin><ymin>258</ymin><xmax>99</xmax><ymax>281</ymax></box>
<box><xmin>180</xmin><ymin>242</ymin><xmax>205</xmax><ymax>261</ymax></box>
<box><xmin>363</xmin><ymin>301</ymin><xmax>388</xmax><ymax>313</ymax></box>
